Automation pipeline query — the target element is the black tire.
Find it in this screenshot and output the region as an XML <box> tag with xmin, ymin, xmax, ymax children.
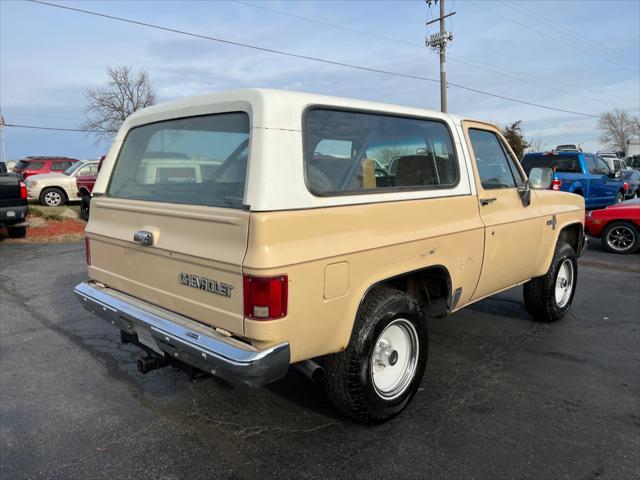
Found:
<box><xmin>323</xmin><ymin>286</ymin><xmax>428</xmax><ymax>423</ymax></box>
<box><xmin>601</xmin><ymin>221</ymin><xmax>640</xmax><ymax>254</ymax></box>
<box><xmin>80</xmin><ymin>194</ymin><xmax>91</xmax><ymax>221</ymax></box>
<box><xmin>39</xmin><ymin>187</ymin><xmax>66</xmax><ymax>207</ymax></box>
<box><xmin>7</xmin><ymin>226</ymin><xmax>27</xmax><ymax>238</ymax></box>
<box><xmin>523</xmin><ymin>242</ymin><xmax>577</xmax><ymax>322</ymax></box>
<box><xmin>615</xmin><ymin>192</ymin><xmax>624</xmax><ymax>203</ymax></box>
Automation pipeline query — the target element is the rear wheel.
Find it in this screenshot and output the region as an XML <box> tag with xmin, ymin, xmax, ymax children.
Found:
<box><xmin>40</xmin><ymin>187</ymin><xmax>66</xmax><ymax>207</ymax></box>
<box><xmin>323</xmin><ymin>286</ymin><xmax>428</xmax><ymax>423</ymax></box>
<box><xmin>524</xmin><ymin>242</ymin><xmax>577</xmax><ymax>322</ymax></box>
<box><xmin>7</xmin><ymin>226</ymin><xmax>27</xmax><ymax>238</ymax></box>
<box><xmin>602</xmin><ymin>221</ymin><xmax>640</xmax><ymax>254</ymax></box>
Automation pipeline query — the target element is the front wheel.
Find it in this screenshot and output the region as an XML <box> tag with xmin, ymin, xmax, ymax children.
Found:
<box><xmin>80</xmin><ymin>194</ymin><xmax>91</xmax><ymax>221</ymax></box>
<box><xmin>323</xmin><ymin>287</ymin><xmax>428</xmax><ymax>423</ymax></box>
<box><xmin>523</xmin><ymin>242</ymin><xmax>577</xmax><ymax>322</ymax></box>
<box><xmin>40</xmin><ymin>187</ymin><xmax>66</xmax><ymax>207</ymax></box>
<box><xmin>602</xmin><ymin>221</ymin><xmax>640</xmax><ymax>254</ymax></box>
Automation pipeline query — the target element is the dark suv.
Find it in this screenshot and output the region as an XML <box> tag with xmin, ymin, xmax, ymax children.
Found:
<box><xmin>13</xmin><ymin>156</ymin><xmax>79</xmax><ymax>180</ymax></box>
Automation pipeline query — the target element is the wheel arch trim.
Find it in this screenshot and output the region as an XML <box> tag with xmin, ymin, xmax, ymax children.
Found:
<box><xmin>347</xmin><ymin>264</ymin><xmax>453</xmax><ymax>339</ymax></box>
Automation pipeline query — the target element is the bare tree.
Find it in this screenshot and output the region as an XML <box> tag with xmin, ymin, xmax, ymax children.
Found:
<box><xmin>597</xmin><ymin>109</ymin><xmax>639</xmax><ymax>152</ymax></box>
<box><xmin>527</xmin><ymin>138</ymin><xmax>549</xmax><ymax>153</ymax></box>
<box><xmin>632</xmin><ymin>116</ymin><xmax>640</xmax><ymax>136</ymax></box>
<box><xmin>376</xmin><ymin>145</ymin><xmax>411</xmax><ymax>167</ymax></box>
<box><xmin>82</xmin><ymin>66</ymin><xmax>156</xmax><ymax>141</ymax></box>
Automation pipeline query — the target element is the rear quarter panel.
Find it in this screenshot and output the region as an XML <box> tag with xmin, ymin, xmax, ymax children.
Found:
<box><xmin>243</xmin><ymin>196</ymin><xmax>484</xmax><ymax>363</ymax></box>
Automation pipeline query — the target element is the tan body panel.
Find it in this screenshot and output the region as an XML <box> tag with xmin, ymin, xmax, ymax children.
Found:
<box><xmin>532</xmin><ymin>189</ymin><xmax>585</xmax><ymax>277</ymax></box>
<box><xmin>87</xmin><ymin>197</ymin><xmax>249</xmax><ymax>335</ymax></box>
<box><xmin>243</xmin><ymin>196</ymin><xmax>484</xmax><ymax>362</ymax></box>
<box><xmin>461</xmin><ymin>120</ymin><xmax>584</xmax><ymax>301</ymax></box>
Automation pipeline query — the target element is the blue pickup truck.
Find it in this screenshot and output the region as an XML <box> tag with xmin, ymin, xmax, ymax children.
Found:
<box><xmin>521</xmin><ymin>151</ymin><xmax>625</xmax><ymax>209</ymax></box>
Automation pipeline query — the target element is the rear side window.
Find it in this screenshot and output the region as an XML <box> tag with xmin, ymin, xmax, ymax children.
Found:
<box><xmin>521</xmin><ymin>154</ymin><xmax>581</xmax><ymax>175</ymax></box>
<box><xmin>108</xmin><ymin>113</ymin><xmax>250</xmax><ymax>208</ymax></box>
<box><xmin>468</xmin><ymin>129</ymin><xmax>523</xmax><ymax>189</ymax></box>
<box><xmin>27</xmin><ymin>161</ymin><xmax>45</xmax><ymax>170</ymax></box>
<box><xmin>304</xmin><ymin>109</ymin><xmax>458</xmax><ymax>195</ymax></box>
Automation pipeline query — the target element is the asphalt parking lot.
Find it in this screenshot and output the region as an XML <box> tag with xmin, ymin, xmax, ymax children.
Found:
<box><xmin>1</xmin><ymin>241</ymin><xmax>638</xmax><ymax>480</ymax></box>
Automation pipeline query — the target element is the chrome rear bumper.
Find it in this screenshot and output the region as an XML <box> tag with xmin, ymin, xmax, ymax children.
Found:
<box><xmin>74</xmin><ymin>281</ymin><xmax>290</xmax><ymax>387</ymax></box>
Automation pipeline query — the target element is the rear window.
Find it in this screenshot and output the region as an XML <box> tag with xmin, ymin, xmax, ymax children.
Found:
<box><xmin>521</xmin><ymin>154</ymin><xmax>581</xmax><ymax>175</ymax></box>
<box><xmin>304</xmin><ymin>109</ymin><xmax>458</xmax><ymax>195</ymax></box>
<box><xmin>108</xmin><ymin>113</ymin><xmax>250</xmax><ymax>208</ymax></box>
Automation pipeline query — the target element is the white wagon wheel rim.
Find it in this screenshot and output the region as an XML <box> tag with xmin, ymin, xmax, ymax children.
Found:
<box><xmin>555</xmin><ymin>259</ymin><xmax>574</xmax><ymax>308</ymax></box>
<box><xmin>370</xmin><ymin>318</ymin><xmax>419</xmax><ymax>400</ymax></box>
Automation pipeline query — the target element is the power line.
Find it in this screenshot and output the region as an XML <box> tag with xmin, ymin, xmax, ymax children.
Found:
<box><xmin>500</xmin><ymin>0</ymin><xmax>636</xmax><ymax>64</ymax></box>
<box><xmin>27</xmin><ymin>0</ymin><xmax>600</xmax><ymax>118</ymax></box>
<box><xmin>3</xmin><ymin>123</ymin><xmax>99</xmax><ymax>132</ymax></box>
<box><xmin>468</xmin><ymin>0</ymin><xmax>638</xmax><ymax>72</ymax></box>
<box><xmin>233</xmin><ymin>0</ymin><xmax>635</xmax><ymax>106</ymax></box>
<box><xmin>0</xmin><ymin>111</ymin><xmax>83</xmax><ymax>121</ymax></box>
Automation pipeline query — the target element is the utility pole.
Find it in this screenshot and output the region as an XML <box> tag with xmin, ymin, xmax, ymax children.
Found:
<box><xmin>425</xmin><ymin>0</ymin><xmax>455</xmax><ymax>112</ymax></box>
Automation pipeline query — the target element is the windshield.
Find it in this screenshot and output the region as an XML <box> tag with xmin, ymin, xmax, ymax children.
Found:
<box><xmin>629</xmin><ymin>156</ymin><xmax>640</xmax><ymax>169</ymax></box>
<box><xmin>521</xmin><ymin>154</ymin><xmax>581</xmax><ymax>175</ymax></box>
<box><xmin>108</xmin><ymin>112</ymin><xmax>250</xmax><ymax>208</ymax></box>
<box><xmin>64</xmin><ymin>162</ymin><xmax>86</xmax><ymax>176</ymax></box>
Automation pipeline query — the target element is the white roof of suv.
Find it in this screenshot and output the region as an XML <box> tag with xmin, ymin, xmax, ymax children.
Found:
<box><xmin>99</xmin><ymin>89</ymin><xmax>475</xmax><ymax>211</ymax></box>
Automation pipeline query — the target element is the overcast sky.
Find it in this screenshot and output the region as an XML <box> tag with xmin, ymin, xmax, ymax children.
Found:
<box><xmin>1</xmin><ymin>0</ymin><xmax>639</xmax><ymax>160</ymax></box>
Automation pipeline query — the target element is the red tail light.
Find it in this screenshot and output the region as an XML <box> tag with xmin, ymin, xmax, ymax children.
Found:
<box><xmin>19</xmin><ymin>181</ymin><xmax>27</xmax><ymax>199</ymax></box>
<box><xmin>85</xmin><ymin>237</ymin><xmax>91</xmax><ymax>265</ymax></box>
<box><xmin>551</xmin><ymin>179</ymin><xmax>563</xmax><ymax>191</ymax></box>
<box><xmin>623</xmin><ymin>182</ymin><xmax>629</xmax><ymax>191</ymax></box>
<box><xmin>243</xmin><ymin>274</ymin><xmax>288</xmax><ymax>320</ymax></box>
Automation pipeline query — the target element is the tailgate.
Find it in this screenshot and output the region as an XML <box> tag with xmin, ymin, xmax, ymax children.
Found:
<box><xmin>0</xmin><ymin>174</ymin><xmax>22</xmax><ymax>207</ymax></box>
<box><xmin>87</xmin><ymin>198</ymin><xmax>248</xmax><ymax>335</ymax></box>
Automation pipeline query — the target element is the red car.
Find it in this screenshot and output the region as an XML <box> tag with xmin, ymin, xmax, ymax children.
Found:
<box><xmin>76</xmin><ymin>155</ymin><xmax>104</xmax><ymax>221</ymax></box>
<box><xmin>13</xmin><ymin>156</ymin><xmax>79</xmax><ymax>180</ymax></box>
<box><xmin>585</xmin><ymin>199</ymin><xmax>640</xmax><ymax>254</ymax></box>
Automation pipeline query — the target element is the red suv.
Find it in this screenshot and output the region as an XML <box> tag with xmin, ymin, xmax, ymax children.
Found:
<box><xmin>13</xmin><ymin>156</ymin><xmax>80</xmax><ymax>180</ymax></box>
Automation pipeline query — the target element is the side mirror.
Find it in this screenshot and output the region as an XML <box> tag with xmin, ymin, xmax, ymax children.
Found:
<box><xmin>517</xmin><ymin>183</ymin><xmax>531</xmax><ymax>207</ymax></box>
<box><xmin>612</xmin><ymin>170</ymin><xmax>622</xmax><ymax>178</ymax></box>
<box><xmin>528</xmin><ymin>167</ymin><xmax>554</xmax><ymax>190</ymax></box>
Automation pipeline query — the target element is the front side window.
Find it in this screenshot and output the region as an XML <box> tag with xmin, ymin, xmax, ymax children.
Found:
<box><xmin>108</xmin><ymin>113</ymin><xmax>250</xmax><ymax>208</ymax></box>
<box><xmin>595</xmin><ymin>157</ymin><xmax>611</xmax><ymax>175</ymax></box>
<box><xmin>51</xmin><ymin>161</ymin><xmax>73</xmax><ymax>171</ymax></box>
<box><xmin>304</xmin><ymin>109</ymin><xmax>458</xmax><ymax>195</ymax></box>
<box><xmin>468</xmin><ymin>129</ymin><xmax>523</xmax><ymax>189</ymax></box>
<box><xmin>76</xmin><ymin>164</ymin><xmax>97</xmax><ymax>176</ymax></box>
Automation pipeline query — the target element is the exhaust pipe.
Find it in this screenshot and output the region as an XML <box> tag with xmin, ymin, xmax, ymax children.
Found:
<box><xmin>293</xmin><ymin>359</ymin><xmax>325</xmax><ymax>383</ymax></box>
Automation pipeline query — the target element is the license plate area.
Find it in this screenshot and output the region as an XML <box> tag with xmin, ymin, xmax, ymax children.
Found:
<box><xmin>131</xmin><ymin>322</ymin><xmax>163</xmax><ymax>355</ymax></box>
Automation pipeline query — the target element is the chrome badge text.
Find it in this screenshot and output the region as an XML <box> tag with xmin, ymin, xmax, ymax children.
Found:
<box><xmin>178</xmin><ymin>273</ymin><xmax>233</xmax><ymax>298</ymax></box>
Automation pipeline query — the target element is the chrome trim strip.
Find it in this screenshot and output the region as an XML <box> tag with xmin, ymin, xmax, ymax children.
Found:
<box><xmin>74</xmin><ymin>281</ymin><xmax>290</xmax><ymax>387</ymax></box>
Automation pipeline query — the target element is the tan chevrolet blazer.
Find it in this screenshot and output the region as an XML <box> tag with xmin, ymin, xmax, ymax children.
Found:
<box><xmin>75</xmin><ymin>89</ymin><xmax>586</xmax><ymax>423</ymax></box>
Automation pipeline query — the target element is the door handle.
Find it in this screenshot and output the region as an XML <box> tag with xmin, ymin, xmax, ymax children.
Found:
<box><xmin>133</xmin><ymin>230</ymin><xmax>154</xmax><ymax>246</ymax></box>
<box><xmin>480</xmin><ymin>197</ymin><xmax>497</xmax><ymax>206</ymax></box>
